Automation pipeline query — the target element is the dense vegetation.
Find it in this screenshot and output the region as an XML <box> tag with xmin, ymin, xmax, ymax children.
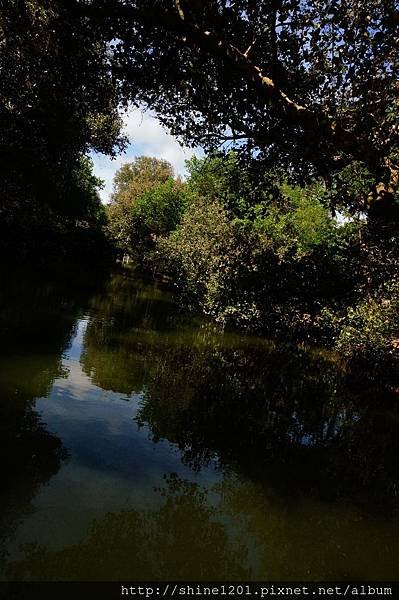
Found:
<box><xmin>106</xmin><ymin>154</ymin><xmax>399</xmax><ymax>376</ymax></box>
<box><xmin>0</xmin><ymin>0</ymin><xmax>124</xmax><ymax>260</ymax></box>
<box><xmin>89</xmin><ymin>0</ymin><xmax>399</xmax><ymax>219</ymax></box>
<box><xmin>1</xmin><ymin>0</ymin><xmax>398</xmax><ymax>369</ymax></box>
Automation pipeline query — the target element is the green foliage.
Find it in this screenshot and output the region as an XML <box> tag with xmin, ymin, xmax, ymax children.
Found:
<box><xmin>184</xmin><ymin>157</ymin><xmax>346</xmax><ymax>262</ymax></box>
<box><xmin>127</xmin><ymin>180</ymin><xmax>188</xmax><ymax>262</ymax></box>
<box><xmin>159</xmin><ymin>198</ymin><xmax>249</xmax><ymax>320</ymax></box>
<box><xmin>133</xmin><ymin>180</ymin><xmax>188</xmax><ymax>236</ymax></box>
<box><xmin>69</xmin><ymin>156</ymin><xmax>106</xmax><ymax>226</ymax></box>
<box><xmin>112</xmin><ymin>157</ymin><xmax>174</xmax><ymax>199</ymax></box>
<box><xmin>0</xmin><ymin>0</ymin><xmax>124</xmax><ymax>257</ymax></box>
<box><xmin>107</xmin><ymin>157</ymin><xmax>176</xmax><ymax>254</ymax></box>
<box><xmin>324</xmin><ymin>162</ymin><xmax>377</xmax><ymax>215</ymax></box>
<box><xmin>185</xmin><ymin>153</ymin><xmax>279</xmax><ymax>219</ymax></box>
<box><xmin>107</xmin><ymin>156</ymin><xmax>187</xmax><ymax>259</ymax></box>
<box><xmin>0</xmin><ymin>152</ymin><xmax>108</xmax><ymax>260</ymax></box>
<box><xmin>255</xmin><ymin>183</ymin><xmax>337</xmax><ymax>259</ymax></box>
<box><xmin>106</xmin><ymin>0</ymin><xmax>399</xmax><ymax>217</ymax></box>
<box><xmin>3</xmin><ymin>0</ymin><xmax>399</xmax><ymax>263</ymax></box>
<box><xmin>2</xmin><ymin>0</ymin><xmax>397</xmax><ymax>360</ymax></box>
<box><xmin>336</xmin><ymin>281</ymin><xmax>399</xmax><ymax>367</ymax></box>
<box><xmin>158</xmin><ymin>178</ymin><xmax>356</xmax><ymax>333</ymax></box>
<box><xmin>105</xmin><ymin>152</ymin><xmax>398</xmax><ymax>368</ymax></box>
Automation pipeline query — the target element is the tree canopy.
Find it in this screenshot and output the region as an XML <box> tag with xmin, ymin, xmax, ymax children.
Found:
<box><xmin>2</xmin><ymin>0</ymin><xmax>398</xmax><ymax>225</ymax></box>
<box><xmin>71</xmin><ymin>0</ymin><xmax>399</xmax><ymax>217</ymax></box>
<box><xmin>0</xmin><ymin>0</ymin><xmax>124</xmax><ymax>247</ymax></box>
<box><xmin>107</xmin><ymin>156</ymin><xmax>186</xmax><ymax>256</ymax></box>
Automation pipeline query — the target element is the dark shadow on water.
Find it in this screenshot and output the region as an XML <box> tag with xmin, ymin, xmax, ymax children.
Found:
<box><xmin>0</xmin><ymin>264</ymin><xmax>110</xmax><ymax>572</ymax></box>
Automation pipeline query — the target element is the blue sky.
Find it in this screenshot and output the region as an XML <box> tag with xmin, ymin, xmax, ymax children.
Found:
<box><xmin>91</xmin><ymin>107</ymin><xmax>203</xmax><ymax>203</ymax></box>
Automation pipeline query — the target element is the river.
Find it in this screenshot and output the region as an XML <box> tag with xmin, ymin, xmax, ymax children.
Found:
<box><xmin>0</xmin><ymin>266</ymin><xmax>398</xmax><ymax>580</ymax></box>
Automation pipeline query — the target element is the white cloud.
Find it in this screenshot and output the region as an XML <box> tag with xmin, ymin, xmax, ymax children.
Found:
<box><xmin>91</xmin><ymin>107</ymin><xmax>203</xmax><ymax>203</ymax></box>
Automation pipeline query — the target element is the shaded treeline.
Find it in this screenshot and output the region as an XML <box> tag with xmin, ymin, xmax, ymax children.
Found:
<box><xmin>1</xmin><ymin>0</ymin><xmax>123</xmax><ymax>261</ymax></box>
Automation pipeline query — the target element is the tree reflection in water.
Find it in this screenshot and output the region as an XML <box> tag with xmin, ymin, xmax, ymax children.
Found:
<box><xmin>1</xmin><ymin>269</ymin><xmax>399</xmax><ymax>580</ymax></box>
<box><xmin>5</xmin><ymin>472</ymin><xmax>399</xmax><ymax>581</ymax></box>
<box><xmin>81</xmin><ymin>271</ymin><xmax>399</xmax><ymax>512</ymax></box>
<box><xmin>5</xmin><ymin>474</ymin><xmax>248</xmax><ymax>580</ymax></box>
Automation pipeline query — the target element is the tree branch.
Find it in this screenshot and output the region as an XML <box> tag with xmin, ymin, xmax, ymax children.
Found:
<box><xmin>71</xmin><ymin>2</ymin><xmax>381</xmax><ymax>171</ymax></box>
<box><xmin>142</xmin><ymin>1</ymin><xmax>368</xmax><ymax>165</ymax></box>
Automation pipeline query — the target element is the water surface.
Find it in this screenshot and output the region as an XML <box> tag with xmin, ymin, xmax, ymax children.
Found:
<box><xmin>1</xmin><ymin>267</ymin><xmax>398</xmax><ymax>580</ymax></box>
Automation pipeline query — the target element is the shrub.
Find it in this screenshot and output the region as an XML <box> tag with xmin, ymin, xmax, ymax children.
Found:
<box><xmin>158</xmin><ymin>188</ymin><xmax>356</xmax><ymax>336</ymax></box>
<box><xmin>158</xmin><ymin>198</ymin><xmax>246</xmax><ymax>318</ymax></box>
<box><xmin>336</xmin><ymin>280</ymin><xmax>399</xmax><ymax>369</ymax></box>
<box><xmin>128</xmin><ymin>179</ymin><xmax>188</xmax><ymax>266</ymax></box>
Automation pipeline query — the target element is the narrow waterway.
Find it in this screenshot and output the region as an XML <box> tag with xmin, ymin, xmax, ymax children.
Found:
<box><xmin>0</xmin><ymin>267</ymin><xmax>398</xmax><ymax>580</ymax></box>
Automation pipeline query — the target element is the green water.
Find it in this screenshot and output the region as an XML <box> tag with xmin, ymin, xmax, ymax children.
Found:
<box><xmin>0</xmin><ymin>266</ymin><xmax>398</xmax><ymax>581</ymax></box>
